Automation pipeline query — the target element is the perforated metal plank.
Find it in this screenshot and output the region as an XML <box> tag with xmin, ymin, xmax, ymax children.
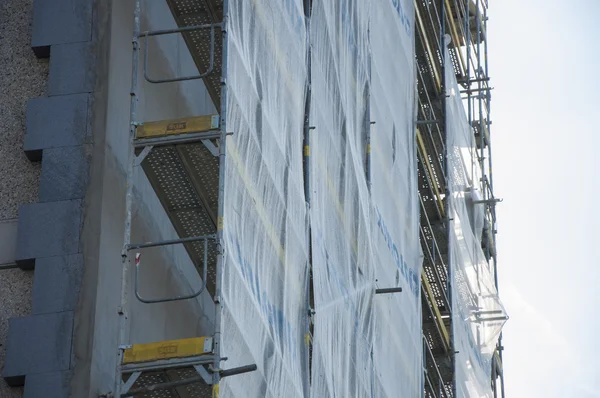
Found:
<box><xmin>126</xmin><ymin>371</ymin><xmax>179</xmax><ymax>398</ymax></box>
<box><xmin>165</xmin><ymin>0</ymin><xmax>224</xmax><ymax>111</ymax></box>
<box><xmin>167</xmin><ymin>368</ymin><xmax>212</xmax><ymax>398</ymax></box>
<box><xmin>140</xmin><ymin>143</ymin><xmax>219</xmax><ymax>295</ymax></box>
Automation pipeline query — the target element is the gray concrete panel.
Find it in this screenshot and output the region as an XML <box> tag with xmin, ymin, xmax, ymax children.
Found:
<box><xmin>24</xmin><ymin>371</ymin><xmax>71</xmax><ymax>398</ymax></box>
<box><xmin>15</xmin><ymin>201</ymin><xmax>82</xmax><ymax>269</ymax></box>
<box><xmin>39</xmin><ymin>146</ymin><xmax>91</xmax><ymax>202</ymax></box>
<box><xmin>31</xmin><ymin>0</ymin><xmax>92</xmax><ymax>58</ymax></box>
<box><xmin>32</xmin><ymin>255</ymin><xmax>84</xmax><ymax>315</ymax></box>
<box><xmin>0</xmin><ymin>268</ymin><xmax>33</xmax><ymax>397</ymax></box>
<box><xmin>48</xmin><ymin>42</ymin><xmax>95</xmax><ymax>96</ymax></box>
<box><xmin>0</xmin><ymin>219</ymin><xmax>18</xmax><ymax>266</ymax></box>
<box><xmin>24</xmin><ymin>94</ymin><xmax>89</xmax><ymax>161</ymax></box>
<box><xmin>2</xmin><ymin>312</ymin><xmax>74</xmax><ymax>386</ymax></box>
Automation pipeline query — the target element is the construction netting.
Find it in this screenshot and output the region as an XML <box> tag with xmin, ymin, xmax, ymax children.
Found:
<box><xmin>445</xmin><ymin>48</ymin><xmax>507</xmax><ymax>398</ymax></box>
<box><xmin>220</xmin><ymin>0</ymin><xmax>421</xmax><ymax>397</ymax></box>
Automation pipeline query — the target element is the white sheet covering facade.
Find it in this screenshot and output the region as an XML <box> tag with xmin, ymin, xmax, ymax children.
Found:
<box><xmin>220</xmin><ymin>0</ymin><xmax>420</xmax><ymax>396</ymax></box>
<box><xmin>445</xmin><ymin>49</ymin><xmax>507</xmax><ymax>398</ymax></box>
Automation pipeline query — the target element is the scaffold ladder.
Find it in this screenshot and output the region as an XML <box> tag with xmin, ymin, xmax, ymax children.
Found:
<box><xmin>111</xmin><ymin>0</ymin><xmax>256</xmax><ymax>396</ymax></box>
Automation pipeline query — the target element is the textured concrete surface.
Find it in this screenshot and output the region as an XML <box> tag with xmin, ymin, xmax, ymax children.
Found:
<box><xmin>0</xmin><ymin>0</ymin><xmax>47</xmax><ymax>396</ymax></box>
<box><xmin>0</xmin><ymin>0</ymin><xmax>47</xmax><ymax>219</ymax></box>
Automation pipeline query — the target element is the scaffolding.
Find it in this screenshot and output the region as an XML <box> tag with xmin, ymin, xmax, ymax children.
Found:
<box><xmin>113</xmin><ymin>0</ymin><xmax>258</xmax><ymax>396</ymax></box>
<box><xmin>416</xmin><ymin>0</ymin><xmax>505</xmax><ymax>397</ymax></box>
<box><xmin>109</xmin><ymin>0</ymin><xmax>503</xmax><ymax>397</ymax></box>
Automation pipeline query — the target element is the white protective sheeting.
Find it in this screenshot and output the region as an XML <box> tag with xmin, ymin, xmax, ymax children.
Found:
<box><xmin>219</xmin><ymin>0</ymin><xmax>420</xmax><ymax>396</ymax></box>
<box><xmin>309</xmin><ymin>1</ymin><xmax>375</xmax><ymax>396</ymax></box>
<box><xmin>221</xmin><ymin>1</ymin><xmax>308</xmax><ymax>397</ymax></box>
<box><xmin>369</xmin><ymin>0</ymin><xmax>422</xmax><ymax>397</ymax></box>
<box><xmin>309</xmin><ymin>0</ymin><xmax>421</xmax><ymax>397</ymax></box>
<box><xmin>445</xmin><ymin>49</ymin><xmax>507</xmax><ymax>398</ymax></box>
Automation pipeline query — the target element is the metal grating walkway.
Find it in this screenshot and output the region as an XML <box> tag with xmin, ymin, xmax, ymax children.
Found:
<box><xmin>139</xmin><ymin>143</ymin><xmax>220</xmax><ymax>295</ymax></box>
<box><xmin>122</xmin><ymin>365</ymin><xmax>214</xmax><ymax>398</ymax></box>
<box><xmin>165</xmin><ymin>0</ymin><xmax>224</xmax><ymax>110</ymax></box>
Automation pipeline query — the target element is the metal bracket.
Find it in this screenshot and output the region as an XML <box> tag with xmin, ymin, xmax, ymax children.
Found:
<box><xmin>134</xmin><ymin>145</ymin><xmax>153</xmax><ymax>166</ymax></box>
<box><xmin>194</xmin><ymin>364</ymin><xmax>213</xmax><ymax>385</ymax></box>
<box><xmin>201</xmin><ymin>139</ymin><xmax>219</xmax><ymax>157</ymax></box>
<box><xmin>472</xmin><ymin>198</ymin><xmax>503</xmax><ymax>205</ymax></box>
<box><xmin>220</xmin><ymin>364</ymin><xmax>258</xmax><ymax>378</ymax></box>
<box><xmin>120</xmin><ymin>371</ymin><xmax>141</xmax><ymax>394</ymax></box>
<box><xmin>375</xmin><ymin>287</ymin><xmax>403</xmax><ymax>294</ymax></box>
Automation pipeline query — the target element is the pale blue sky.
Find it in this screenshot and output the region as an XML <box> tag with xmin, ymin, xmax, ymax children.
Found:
<box><xmin>490</xmin><ymin>1</ymin><xmax>600</xmax><ymax>396</ymax></box>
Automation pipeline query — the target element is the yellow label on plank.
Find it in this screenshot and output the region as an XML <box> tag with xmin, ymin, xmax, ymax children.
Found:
<box><xmin>122</xmin><ymin>336</ymin><xmax>213</xmax><ymax>364</ymax></box>
<box><xmin>136</xmin><ymin>114</ymin><xmax>219</xmax><ymax>139</ymax></box>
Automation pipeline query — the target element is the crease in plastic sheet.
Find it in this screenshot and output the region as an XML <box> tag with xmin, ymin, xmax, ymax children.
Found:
<box><xmin>445</xmin><ymin>48</ymin><xmax>507</xmax><ymax>398</ymax></box>
<box><xmin>219</xmin><ymin>0</ymin><xmax>420</xmax><ymax>396</ymax></box>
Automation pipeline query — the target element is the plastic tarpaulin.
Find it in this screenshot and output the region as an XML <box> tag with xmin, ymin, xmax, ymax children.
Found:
<box><xmin>446</xmin><ymin>48</ymin><xmax>507</xmax><ymax>398</ymax></box>
<box><xmin>221</xmin><ymin>0</ymin><xmax>308</xmax><ymax>396</ymax></box>
<box><xmin>369</xmin><ymin>0</ymin><xmax>422</xmax><ymax>396</ymax></box>
<box><xmin>309</xmin><ymin>0</ymin><xmax>421</xmax><ymax>396</ymax></box>
<box><xmin>219</xmin><ymin>0</ymin><xmax>420</xmax><ymax>396</ymax></box>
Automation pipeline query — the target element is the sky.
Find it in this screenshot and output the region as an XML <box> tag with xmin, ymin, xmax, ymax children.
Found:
<box><xmin>489</xmin><ymin>1</ymin><xmax>600</xmax><ymax>396</ymax></box>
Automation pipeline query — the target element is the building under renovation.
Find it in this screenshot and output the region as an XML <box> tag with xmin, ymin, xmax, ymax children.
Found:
<box><xmin>0</xmin><ymin>0</ymin><xmax>506</xmax><ymax>397</ymax></box>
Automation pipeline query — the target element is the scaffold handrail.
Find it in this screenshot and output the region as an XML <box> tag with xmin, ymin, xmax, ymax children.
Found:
<box><xmin>133</xmin><ymin>235</ymin><xmax>212</xmax><ymax>304</ymax></box>
<box><xmin>142</xmin><ymin>23</ymin><xmax>220</xmax><ymax>83</ymax></box>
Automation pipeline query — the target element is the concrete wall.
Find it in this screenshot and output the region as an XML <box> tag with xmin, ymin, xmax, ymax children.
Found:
<box><xmin>0</xmin><ymin>0</ymin><xmax>48</xmax><ymax>396</ymax></box>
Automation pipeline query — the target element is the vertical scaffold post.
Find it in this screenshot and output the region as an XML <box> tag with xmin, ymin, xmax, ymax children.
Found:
<box><xmin>115</xmin><ymin>1</ymin><xmax>141</xmax><ymax>397</ymax></box>
<box><xmin>475</xmin><ymin>0</ymin><xmax>486</xmax><ymax>214</ymax></box>
<box><xmin>302</xmin><ymin>0</ymin><xmax>313</xmax><ymax>394</ymax></box>
<box><xmin>213</xmin><ymin>0</ymin><xmax>229</xmax><ymax>396</ymax></box>
<box><xmin>465</xmin><ymin>0</ymin><xmax>472</xmax><ymax>136</ymax></box>
<box><xmin>439</xmin><ymin>1</ymin><xmax>456</xmax><ymax>397</ymax></box>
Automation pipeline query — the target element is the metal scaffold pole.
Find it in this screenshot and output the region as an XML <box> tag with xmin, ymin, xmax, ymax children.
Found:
<box><xmin>302</xmin><ymin>0</ymin><xmax>314</xmax><ymax>395</ymax></box>
<box><xmin>114</xmin><ymin>0</ymin><xmax>141</xmax><ymax>396</ymax></box>
<box><xmin>439</xmin><ymin>0</ymin><xmax>458</xmax><ymax>396</ymax></box>
<box><xmin>212</xmin><ymin>0</ymin><xmax>229</xmax><ymax>394</ymax></box>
